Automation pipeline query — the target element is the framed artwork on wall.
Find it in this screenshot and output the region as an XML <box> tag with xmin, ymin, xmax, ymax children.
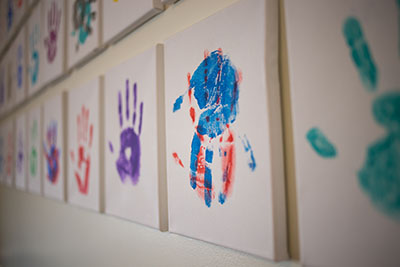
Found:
<box><xmin>15</xmin><ymin>112</ymin><xmax>27</xmax><ymax>190</ymax></box>
<box><xmin>42</xmin><ymin>92</ymin><xmax>66</xmax><ymax>201</ymax></box>
<box><xmin>27</xmin><ymin>105</ymin><xmax>42</xmax><ymax>195</ymax></box>
<box><xmin>164</xmin><ymin>0</ymin><xmax>286</xmax><ymax>260</ymax></box>
<box><xmin>285</xmin><ymin>0</ymin><xmax>400</xmax><ymax>266</ymax></box>
<box><xmin>68</xmin><ymin>77</ymin><xmax>101</xmax><ymax>211</ymax></box>
<box><xmin>67</xmin><ymin>0</ymin><xmax>99</xmax><ymax>68</ymax></box>
<box><xmin>27</xmin><ymin>3</ymin><xmax>43</xmax><ymax>96</ymax></box>
<box><xmin>41</xmin><ymin>0</ymin><xmax>66</xmax><ymax>87</ymax></box>
<box><xmin>104</xmin><ymin>46</ymin><xmax>166</xmax><ymax>230</ymax></box>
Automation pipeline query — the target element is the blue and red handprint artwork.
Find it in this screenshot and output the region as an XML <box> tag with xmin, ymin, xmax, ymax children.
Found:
<box><xmin>172</xmin><ymin>49</ymin><xmax>256</xmax><ymax>207</ymax></box>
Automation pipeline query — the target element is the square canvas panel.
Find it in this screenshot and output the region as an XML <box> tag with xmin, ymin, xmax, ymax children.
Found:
<box><xmin>28</xmin><ymin>3</ymin><xmax>43</xmax><ymax>96</ymax></box>
<box><xmin>102</xmin><ymin>0</ymin><xmax>163</xmax><ymax>44</ymax></box>
<box><xmin>15</xmin><ymin>113</ymin><xmax>27</xmax><ymax>190</ymax></box>
<box><xmin>4</xmin><ymin>52</ymin><xmax>14</xmax><ymax>112</ymax></box>
<box><xmin>27</xmin><ymin>105</ymin><xmax>42</xmax><ymax>195</ymax></box>
<box><xmin>68</xmin><ymin>77</ymin><xmax>100</xmax><ymax>211</ymax></box>
<box><xmin>43</xmin><ymin>93</ymin><xmax>65</xmax><ymax>201</ymax></box>
<box><xmin>67</xmin><ymin>0</ymin><xmax>99</xmax><ymax>68</ymax></box>
<box><xmin>104</xmin><ymin>46</ymin><xmax>163</xmax><ymax>229</ymax></box>
<box><xmin>164</xmin><ymin>0</ymin><xmax>286</xmax><ymax>260</ymax></box>
<box><xmin>3</xmin><ymin>118</ymin><xmax>15</xmax><ymax>187</ymax></box>
<box><xmin>41</xmin><ymin>0</ymin><xmax>65</xmax><ymax>86</ymax></box>
<box><xmin>12</xmin><ymin>26</ymin><xmax>27</xmax><ymax>106</ymax></box>
<box><xmin>285</xmin><ymin>0</ymin><xmax>400</xmax><ymax>266</ymax></box>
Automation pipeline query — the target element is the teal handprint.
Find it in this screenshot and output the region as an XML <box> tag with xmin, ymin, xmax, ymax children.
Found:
<box><xmin>342</xmin><ymin>15</ymin><xmax>400</xmax><ymax>218</ymax></box>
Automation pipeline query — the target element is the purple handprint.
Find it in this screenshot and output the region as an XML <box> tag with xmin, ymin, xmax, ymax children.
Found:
<box><xmin>109</xmin><ymin>79</ymin><xmax>143</xmax><ymax>185</ymax></box>
<box><xmin>44</xmin><ymin>1</ymin><xmax>61</xmax><ymax>63</ymax></box>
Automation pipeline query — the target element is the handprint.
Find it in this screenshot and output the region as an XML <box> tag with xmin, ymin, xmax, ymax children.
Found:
<box><xmin>7</xmin><ymin>0</ymin><xmax>13</xmax><ymax>31</ymax></box>
<box><xmin>109</xmin><ymin>79</ymin><xmax>143</xmax><ymax>185</ymax></box>
<box><xmin>71</xmin><ymin>0</ymin><xmax>96</xmax><ymax>51</ymax></box>
<box><xmin>17</xmin><ymin>44</ymin><xmax>23</xmax><ymax>89</ymax></box>
<box><xmin>29</xmin><ymin>24</ymin><xmax>40</xmax><ymax>85</ymax></box>
<box><xmin>43</xmin><ymin>120</ymin><xmax>60</xmax><ymax>184</ymax></box>
<box><xmin>172</xmin><ymin>49</ymin><xmax>256</xmax><ymax>207</ymax></box>
<box><xmin>317</xmin><ymin>15</ymin><xmax>400</xmax><ymax>217</ymax></box>
<box><xmin>44</xmin><ymin>1</ymin><xmax>61</xmax><ymax>63</ymax></box>
<box><xmin>70</xmin><ymin>106</ymin><xmax>93</xmax><ymax>194</ymax></box>
<box><xmin>16</xmin><ymin>130</ymin><xmax>24</xmax><ymax>175</ymax></box>
<box><xmin>30</xmin><ymin>120</ymin><xmax>38</xmax><ymax>176</ymax></box>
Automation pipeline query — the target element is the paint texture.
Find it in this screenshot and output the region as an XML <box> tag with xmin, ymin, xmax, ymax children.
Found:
<box><xmin>70</xmin><ymin>106</ymin><xmax>93</xmax><ymax>194</ymax></box>
<box><xmin>16</xmin><ymin>130</ymin><xmax>24</xmax><ymax>175</ymax></box>
<box><xmin>44</xmin><ymin>1</ymin><xmax>61</xmax><ymax>63</ymax></box>
<box><xmin>30</xmin><ymin>120</ymin><xmax>38</xmax><ymax>176</ymax></box>
<box><xmin>306</xmin><ymin>127</ymin><xmax>337</xmax><ymax>158</ymax></box>
<box><xmin>109</xmin><ymin>80</ymin><xmax>143</xmax><ymax>185</ymax></box>
<box><xmin>43</xmin><ymin>121</ymin><xmax>60</xmax><ymax>184</ymax></box>
<box><xmin>343</xmin><ymin>17</ymin><xmax>378</xmax><ymax>92</ymax></box>
<box><xmin>71</xmin><ymin>0</ymin><xmax>96</xmax><ymax>51</ymax></box>
<box><xmin>173</xmin><ymin>49</ymin><xmax>255</xmax><ymax>207</ymax></box>
<box><xmin>358</xmin><ymin>92</ymin><xmax>400</xmax><ymax>217</ymax></box>
<box><xmin>29</xmin><ymin>23</ymin><xmax>40</xmax><ymax>86</ymax></box>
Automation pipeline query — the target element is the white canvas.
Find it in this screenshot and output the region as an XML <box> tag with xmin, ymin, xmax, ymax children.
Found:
<box><xmin>41</xmin><ymin>0</ymin><xmax>65</xmax><ymax>86</ymax></box>
<box><xmin>27</xmin><ymin>3</ymin><xmax>43</xmax><ymax>96</ymax></box>
<box><xmin>164</xmin><ymin>0</ymin><xmax>286</xmax><ymax>260</ymax></box>
<box><xmin>104</xmin><ymin>47</ymin><xmax>160</xmax><ymax>229</ymax></box>
<box><xmin>4</xmin><ymin>52</ymin><xmax>14</xmax><ymax>112</ymax></box>
<box><xmin>67</xmin><ymin>0</ymin><xmax>99</xmax><ymax>68</ymax></box>
<box><xmin>43</xmin><ymin>93</ymin><xmax>65</xmax><ymax>201</ymax></box>
<box><xmin>102</xmin><ymin>0</ymin><xmax>163</xmax><ymax>44</ymax></box>
<box><xmin>68</xmin><ymin>78</ymin><xmax>100</xmax><ymax>211</ymax></box>
<box><xmin>285</xmin><ymin>1</ymin><xmax>400</xmax><ymax>266</ymax></box>
<box><xmin>27</xmin><ymin>105</ymin><xmax>42</xmax><ymax>195</ymax></box>
<box><xmin>3</xmin><ymin>118</ymin><xmax>14</xmax><ymax>187</ymax></box>
<box><xmin>12</xmin><ymin>27</ymin><xmax>27</xmax><ymax>105</ymax></box>
<box><xmin>15</xmin><ymin>113</ymin><xmax>27</xmax><ymax>190</ymax></box>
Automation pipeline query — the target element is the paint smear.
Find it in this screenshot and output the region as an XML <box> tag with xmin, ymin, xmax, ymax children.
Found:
<box><xmin>241</xmin><ymin>135</ymin><xmax>256</xmax><ymax>171</ymax></box>
<box><xmin>343</xmin><ymin>17</ymin><xmax>378</xmax><ymax>92</ymax></box>
<box><xmin>173</xmin><ymin>95</ymin><xmax>184</xmax><ymax>112</ymax></box>
<box><xmin>358</xmin><ymin>92</ymin><xmax>400</xmax><ymax>218</ymax></box>
<box><xmin>72</xmin><ymin>0</ymin><xmax>96</xmax><ymax>51</ymax></box>
<box><xmin>306</xmin><ymin>127</ymin><xmax>337</xmax><ymax>158</ymax></box>
<box><xmin>172</xmin><ymin>152</ymin><xmax>184</xmax><ymax>167</ymax></box>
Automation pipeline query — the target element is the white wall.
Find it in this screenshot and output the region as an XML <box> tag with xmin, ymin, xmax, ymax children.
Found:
<box><xmin>0</xmin><ymin>0</ymin><xmax>300</xmax><ymax>266</ymax></box>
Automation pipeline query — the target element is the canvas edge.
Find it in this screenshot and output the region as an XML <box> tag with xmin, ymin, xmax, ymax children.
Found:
<box><xmin>156</xmin><ymin>43</ymin><xmax>169</xmax><ymax>232</ymax></box>
<box><xmin>265</xmin><ymin>0</ymin><xmax>289</xmax><ymax>261</ymax></box>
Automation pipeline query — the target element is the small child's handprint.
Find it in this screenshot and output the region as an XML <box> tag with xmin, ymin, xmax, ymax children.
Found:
<box><xmin>30</xmin><ymin>120</ymin><xmax>38</xmax><ymax>176</ymax></box>
<box><xmin>70</xmin><ymin>106</ymin><xmax>93</xmax><ymax>195</ymax></box>
<box><xmin>16</xmin><ymin>131</ymin><xmax>24</xmax><ymax>175</ymax></box>
<box><xmin>44</xmin><ymin>1</ymin><xmax>61</xmax><ymax>63</ymax></box>
<box><xmin>71</xmin><ymin>0</ymin><xmax>96</xmax><ymax>51</ymax></box>
<box><xmin>109</xmin><ymin>79</ymin><xmax>143</xmax><ymax>185</ymax></box>
<box><xmin>29</xmin><ymin>24</ymin><xmax>40</xmax><ymax>85</ymax></box>
<box><xmin>43</xmin><ymin>121</ymin><xmax>60</xmax><ymax>184</ymax></box>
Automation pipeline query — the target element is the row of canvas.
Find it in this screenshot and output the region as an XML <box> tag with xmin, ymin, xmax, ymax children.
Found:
<box><xmin>0</xmin><ymin>0</ymin><xmax>287</xmax><ymax>261</ymax></box>
<box><xmin>0</xmin><ymin>0</ymin><xmax>181</xmax><ymax>115</ymax></box>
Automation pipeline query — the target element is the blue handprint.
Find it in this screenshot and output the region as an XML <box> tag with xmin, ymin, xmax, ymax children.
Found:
<box><xmin>7</xmin><ymin>0</ymin><xmax>13</xmax><ymax>31</ymax></box>
<box><xmin>109</xmin><ymin>79</ymin><xmax>143</xmax><ymax>185</ymax></box>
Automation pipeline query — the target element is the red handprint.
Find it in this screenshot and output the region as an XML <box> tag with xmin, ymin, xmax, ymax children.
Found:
<box><xmin>70</xmin><ymin>106</ymin><xmax>93</xmax><ymax>195</ymax></box>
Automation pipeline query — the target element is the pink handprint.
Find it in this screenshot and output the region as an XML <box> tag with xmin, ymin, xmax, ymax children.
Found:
<box><xmin>70</xmin><ymin>106</ymin><xmax>93</xmax><ymax>195</ymax></box>
<box><xmin>44</xmin><ymin>1</ymin><xmax>61</xmax><ymax>63</ymax></box>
